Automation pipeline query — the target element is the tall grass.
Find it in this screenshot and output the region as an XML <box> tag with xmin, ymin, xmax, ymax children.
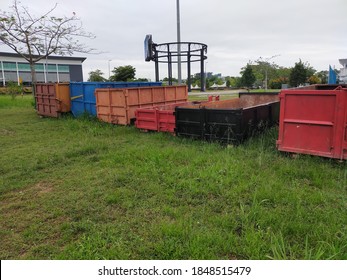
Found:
<box><xmin>0</xmin><ymin>95</ymin><xmax>346</xmax><ymax>260</ymax></box>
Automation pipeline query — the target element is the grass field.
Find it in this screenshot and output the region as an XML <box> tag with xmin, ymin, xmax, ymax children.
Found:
<box><xmin>0</xmin><ymin>95</ymin><xmax>346</xmax><ymax>260</ymax></box>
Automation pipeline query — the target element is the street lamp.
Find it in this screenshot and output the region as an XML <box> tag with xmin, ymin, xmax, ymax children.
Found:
<box><xmin>257</xmin><ymin>54</ymin><xmax>280</xmax><ymax>90</ymax></box>
<box><xmin>205</xmin><ymin>61</ymin><xmax>208</xmax><ymax>90</ymax></box>
<box><xmin>108</xmin><ymin>59</ymin><xmax>112</xmax><ymax>80</ymax></box>
<box><xmin>176</xmin><ymin>0</ymin><xmax>181</xmax><ymax>85</ymax></box>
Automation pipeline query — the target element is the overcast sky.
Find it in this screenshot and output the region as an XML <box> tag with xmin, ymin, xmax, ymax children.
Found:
<box><xmin>1</xmin><ymin>0</ymin><xmax>346</xmax><ymax>81</ymax></box>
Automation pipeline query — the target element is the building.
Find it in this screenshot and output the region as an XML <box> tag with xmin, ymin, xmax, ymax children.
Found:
<box><xmin>0</xmin><ymin>52</ymin><xmax>86</xmax><ymax>86</ymax></box>
<box><xmin>339</xmin><ymin>59</ymin><xmax>347</xmax><ymax>84</ymax></box>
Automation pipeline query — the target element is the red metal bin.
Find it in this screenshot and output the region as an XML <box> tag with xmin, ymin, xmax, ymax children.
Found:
<box><xmin>276</xmin><ymin>85</ymin><xmax>347</xmax><ymax>160</ymax></box>
<box><xmin>135</xmin><ymin>102</ymin><xmax>201</xmax><ymax>133</ymax></box>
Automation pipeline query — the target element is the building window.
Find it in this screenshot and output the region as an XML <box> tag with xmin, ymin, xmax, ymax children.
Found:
<box><xmin>58</xmin><ymin>65</ymin><xmax>69</xmax><ymax>73</ymax></box>
<box><xmin>17</xmin><ymin>63</ymin><xmax>31</xmax><ymax>71</ymax></box>
<box><xmin>2</xmin><ymin>62</ymin><xmax>16</xmax><ymax>71</ymax></box>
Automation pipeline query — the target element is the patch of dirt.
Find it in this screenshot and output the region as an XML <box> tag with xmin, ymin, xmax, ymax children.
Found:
<box><xmin>33</xmin><ymin>181</ymin><xmax>54</xmax><ymax>195</ymax></box>
<box><xmin>0</xmin><ymin>128</ymin><xmax>16</xmax><ymax>136</ymax></box>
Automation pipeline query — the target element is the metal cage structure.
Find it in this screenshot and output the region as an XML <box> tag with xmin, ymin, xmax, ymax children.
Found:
<box><xmin>147</xmin><ymin>41</ymin><xmax>208</xmax><ymax>92</ymax></box>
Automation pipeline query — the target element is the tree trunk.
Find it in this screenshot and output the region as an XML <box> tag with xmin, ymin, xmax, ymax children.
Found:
<box><xmin>30</xmin><ymin>61</ymin><xmax>37</xmax><ymax>108</ymax></box>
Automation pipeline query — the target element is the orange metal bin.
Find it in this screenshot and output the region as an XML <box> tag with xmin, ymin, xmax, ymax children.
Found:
<box><xmin>95</xmin><ymin>85</ymin><xmax>187</xmax><ymax>125</ymax></box>
<box><xmin>35</xmin><ymin>83</ymin><xmax>70</xmax><ymax>117</ymax></box>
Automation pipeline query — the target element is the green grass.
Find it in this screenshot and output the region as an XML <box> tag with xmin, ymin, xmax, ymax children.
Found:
<box><xmin>0</xmin><ymin>94</ymin><xmax>34</xmax><ymax>109</ymax></box>
<box><xmin>248</xmin><ymin>89</ymin><xmax>280</xmax><ymax>93</ymax></box>
<box><xmin>0</xmin><ymin>95</ymin><xmax>346</xmax><ymax>260</ymax></box>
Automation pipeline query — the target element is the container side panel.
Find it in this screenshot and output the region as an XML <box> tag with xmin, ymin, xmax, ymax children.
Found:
<box><xmin>111</xmin><ymin>91</ymin><xmax>126</xmax><ymax>107</ymax></box>
<box><xmin>205</xmin><ymin>109</ymin><xmax>242</xmax><ymax>143</ymax></box>
<box><xmin>110</xmin><ymin>106</ymin><xmax>127</xmax><ymax>125</ymax></box>
<box><xmin>126</xmin><ymin>89</ymin><xmax>140</xmax><ymax>106</ymax></box>
<box><xmin>176</xmin><ymin>108</ymin><xmax>204</xmax><ymax>138</ymax></box>
<box><xmin>284</xmin><ymin>94</ymin><xmax>336</xmax><ymax>122</ymax></box>
<box><xmin>55</xmin><ymin>83</ymin><xmax>71</xmax><ymax>112</ymax></box>
<box><xmin>277</xmin><ymin>89</ymin><xmax>342</xmax><ymax>159</ymax></box>
<box><xmin>70</xmin><ymin>83</ymin><xmax>85</xmax><ymax>116</ymax></box>
<box><xmin>35</xmin><ymin>83</ymin><xmax>59</xmax><ymax>117</ymax></box>
<box><xmin>83</xmin><ymin>84</ymin><xmax>96</xmax><ymax>107</ymax></box>
<box><xmin>152</xmin><ymin>88</ymin><xmax>165</xmax><ymax>103</ymax></box>
<box><xmin>176</xmin><ymin>86</ymin><xmax>188</xmax><ymax>100</ymax></box>
<box><xmin>138</xmin><ymin>88</ymin><xmax>154</xmax><ymax>105</ymax></box>
<box><xmin>165</xmin><ymin>87</ymin><xmax>176</xmax><ymax>101</ymax></box>
<box><xmin>135</xmin><ymin>110</ymin><xmax>158</xmax><ymax>131</ymax></box>
<box><xmin>158</xmin><ymin>111</ymin><xmax>176</xmax><ymax>133</ymax></box>
<box><xmin>280</xmin><ymin>123</ymin><xmax>333</xmax><ymax>156</ymax></box>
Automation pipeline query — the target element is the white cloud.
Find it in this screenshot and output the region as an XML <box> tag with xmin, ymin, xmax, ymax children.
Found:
<box><xmin>1</xmin><ymin>0</ymin><xmax>346</xmax><ymax>80</ymax></box>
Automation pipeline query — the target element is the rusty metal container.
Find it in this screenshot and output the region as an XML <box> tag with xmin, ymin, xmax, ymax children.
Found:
<box><xmin>95</xmin><ymin>85</ymin><xmax>188</xmax><ymax>125</ymax></box>
<box><xmin>175</xmin><ymin>94</ymin><xmax>279</xmax><ymax>144</ymax></box>
<box><xmin>135</xmin><ymin>101</ymin><xmax>202</xmax><ymax>133</ymax></box>
<box><xmin>35</xmin><ymin>83</ymin><xmax>70</xmax><ymax>117</ymax></box>
<box><xmin>239</xmin><ymin>91</ymin><xmax>279</xmax><ymax>101</ymax></box>
<box><xmin>277</xmin><ymin>85</ymin><xmax>347</xmax><ymax>159</ymax></box>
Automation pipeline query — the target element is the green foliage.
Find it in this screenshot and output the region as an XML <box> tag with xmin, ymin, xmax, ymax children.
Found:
<box><xmin>227</xmin><ymin>76</ymin><xmax>242</xmax><ymax>88</ymax></box>
<box><xmin>134</xmin><ymin>78</ymin><xmax>149</xmax><ymax>82</ymax></box>
<box><xmin>109</xmin><ymin>65</ymin><xmax>136</xmax><ymax>82</ymax></box>
<box><xmin>307</xmin><ymin>75</ymin><xmax>321</xmax><ymax>85</ymax></box>
<box><xmin>289</xmin><ymin>60</ymin><xmax>317</xmax><ymax>87</ymax></box>
<box><xmin>87</xmin><ymin>69</ymin><xmax>106</xmax><ymax>82</ymax></box>
<box><xmin>162</xmin><ymin>77</ymin><xmax>178</xmax><ymax>84</ymax></box>
<box><xmin>289</xmin><ymin>60</ymin><xmax>307</xmax><ymax>87</ymax></box>
<box><xmin>240</xmin><ymin>64</ymin><xmax>256</xmax><ymax>89</ymax></box>
<box><xmin>4</xmin><ymin>82</ymin><xmax>23</xmax><ymax>99</ymax></box>
<box><xmin>305</xmin><ymin>62</ymin><xmax>316</xmax><ymax>78</ymax></box>
<box><xmin>253</xmin><ymin>59</ymin><xmax>279</xmax><ymax>88</ymax></box>
<box><xmin>316</xmin><ymin>71</ymin><xmax>328</xmax><ymax>84</ymax></box>
<box><xmin>269</xmin><ymin>77</ymin><xmax>289</xmax><ymax>89</ymax></box>
<box><xmin>189</xmin><ymin>73</ymin><xmax>226</xmax><ymax>89</ymax></box>
<box><xmin>243</xmin><ymin>61</ymin><xmax>291</xmax><ymax>89</ymax></box>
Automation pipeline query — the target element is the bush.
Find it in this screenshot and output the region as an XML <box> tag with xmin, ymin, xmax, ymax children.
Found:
<box><xmin>4</xmin><ymin>82</ymin><xmax>24</xmax><ymax>99</ymax></box>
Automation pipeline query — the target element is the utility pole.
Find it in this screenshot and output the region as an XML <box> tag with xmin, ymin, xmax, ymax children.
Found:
<box><xmin>108</xmin><ymin>59</ymin><xmax>112</xmax><ymax>80</ymax></box>
<box><xmin>256</xmin><ymin>54</ymin><xmax>280</xmax><ymax>90</ymax></box>
<box><xmin>176</xmin><ymin>0</ymin><xmax>182</xmax><ymax>85</ymax></box>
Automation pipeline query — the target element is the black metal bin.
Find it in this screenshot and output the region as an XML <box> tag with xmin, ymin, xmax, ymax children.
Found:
<box><xmin>175</xmin><ymin>95</ymin><xmax>280</xmax><ymax>144</ymax></box>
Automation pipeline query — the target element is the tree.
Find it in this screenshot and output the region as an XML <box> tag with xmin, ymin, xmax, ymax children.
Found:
<box><xmin>289</xmin><ymin>60</ymin><xmax>307</xmax><ymax>87</ymax></box>
<box><xmin>316</xmin><ymin>70</ymin><xmax>328</xmax><ymax>84</ymax></box>
<box><xmin>307</xmin><ymin>75</ymin><xmax>321</xmax><ymax>85</ymax></box>
<box><xmin>276</xmin><ymin>67</ymin><xmax>292</xmax><ymax>81</ymax></box>
<box><xmin>0</xmin><ymin>0</ymin><xmax>95</xmax><ymax>90</ymax></box>
<box><xmin>240</xmin><ymin>64</ymin><xmax>256</xmax><ymax>89</ymax></box>
<box><xmin>162</xmin><ymin>77</ymin><xmax>178</xmax><ymax>84</ymax></box>
<box><xmin>134</xmin><ymin>78</ymin><xmax>149</xmax><ymax>82</ymax></box>
<box><xmin>255</xmin><ymin>55</ymin><xmax>280</xmax><ymax>90</ymax></box>
<box><xmin>268</xmin><ymin>77</ymin><xmax>288</xmax><ymax>89</ymax></box>
<box><xmin>109</xmin><ymin>65</ymin><xmax>136</xmax><ymax>82</ymax></box>
<box><xmin>88</xmin><ymin>69</ymin><xmax>106</xmax><ymax>82</ymax></box>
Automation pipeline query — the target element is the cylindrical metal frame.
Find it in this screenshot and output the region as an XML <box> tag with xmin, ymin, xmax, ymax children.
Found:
<box><xmin>151</xmin><ymin>42</ymin><xmax>207</xmax><ymax>92</ymax></box>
